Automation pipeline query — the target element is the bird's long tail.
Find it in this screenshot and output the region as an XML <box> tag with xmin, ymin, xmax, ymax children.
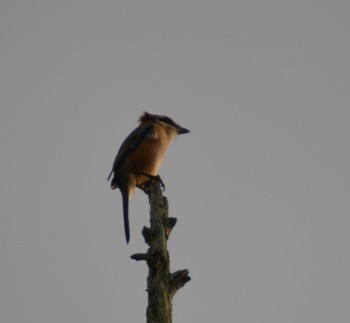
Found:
<box><xmin>121</xmin><ymin>189</ymin><xmax>130</xmax><ymax>243</ymax></box>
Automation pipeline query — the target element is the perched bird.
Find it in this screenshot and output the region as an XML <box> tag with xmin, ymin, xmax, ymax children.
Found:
<box><xmin>108</xmin><ymin>112</ymin><xmax>190</xmax><ymax>243</ymax></box>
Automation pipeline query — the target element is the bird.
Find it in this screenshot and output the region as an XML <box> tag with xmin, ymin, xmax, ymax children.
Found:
<box><xmin>108</xmin><ymin>112</ymin><xmax>190</xmax><ymax>243</ymax></box>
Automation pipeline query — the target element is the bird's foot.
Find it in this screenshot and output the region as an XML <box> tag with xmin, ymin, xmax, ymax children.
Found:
<box><xmin>136</xmin><ymin>172</ymin><xmax>165</xmax><ymax>191</ymax></box>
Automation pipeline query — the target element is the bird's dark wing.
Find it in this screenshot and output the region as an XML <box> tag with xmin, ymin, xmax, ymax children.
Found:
<box><xmin>107</xmin><ymin>123</ymin><xmax>154</xmax><ymax>180</ymax></box>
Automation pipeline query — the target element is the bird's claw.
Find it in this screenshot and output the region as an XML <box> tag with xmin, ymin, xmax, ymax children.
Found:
<box><xmin>156</xmin><ymin>175</ymin><xmax>165</xmax><ymax>191</ymax></box>
<box><xmin>136</xmin><ymin>172</ymin><xmax>165</xmax><ymax>192</ymax></box>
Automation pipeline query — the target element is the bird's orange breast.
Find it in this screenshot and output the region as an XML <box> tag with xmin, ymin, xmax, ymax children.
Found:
<box><xmin>127</xmin><ymin>123</ymin><xmax>172</xmax><ymax>188</ymax></box>
<box><xmin>128</xmin><ymin>137</ymin><xmax>166</xmax><ymax>174</ymax></box>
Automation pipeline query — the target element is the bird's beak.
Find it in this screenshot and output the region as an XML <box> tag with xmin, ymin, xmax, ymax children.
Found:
<box><xmin>177</xmin><ymin>126</ymin><xmax>190</xmax><ymax>135</ymax></box>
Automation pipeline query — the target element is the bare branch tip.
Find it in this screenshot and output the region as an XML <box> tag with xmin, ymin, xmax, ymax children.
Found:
<box><xmin>130</xmin><ymin>253</ymin><xmax>148</xmax><ymax>261</ymax></box>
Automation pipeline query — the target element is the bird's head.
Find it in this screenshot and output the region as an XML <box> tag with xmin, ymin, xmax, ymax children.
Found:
<box><xmin>139</xmin><ymin>112</ymin><xmax>190</xmax><ymax>135</ymax></box>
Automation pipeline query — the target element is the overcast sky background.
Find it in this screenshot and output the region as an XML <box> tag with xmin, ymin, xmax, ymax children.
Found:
<box><xmin>1</xmin><ymin>1</ymin><xmax>350</xmax><ymax>322</ymax></box>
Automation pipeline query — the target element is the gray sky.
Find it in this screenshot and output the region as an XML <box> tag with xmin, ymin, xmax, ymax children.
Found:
<box><xmin>1</xmin><ymin>0</ymin><xmax>350</xmax><ymax>322</ymax></box>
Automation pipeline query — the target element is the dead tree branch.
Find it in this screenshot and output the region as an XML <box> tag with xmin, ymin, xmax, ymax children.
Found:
<box><xmin>131</xmin><ymin>181</ymin><xmax>190</xmax><ymax>323</ymax></box>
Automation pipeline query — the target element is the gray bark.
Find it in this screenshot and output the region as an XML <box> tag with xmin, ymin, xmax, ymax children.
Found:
<box><xmin>131</xmin><ymin>182</ymin><xmax>190</xmax><ymax>323</ymax></box>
